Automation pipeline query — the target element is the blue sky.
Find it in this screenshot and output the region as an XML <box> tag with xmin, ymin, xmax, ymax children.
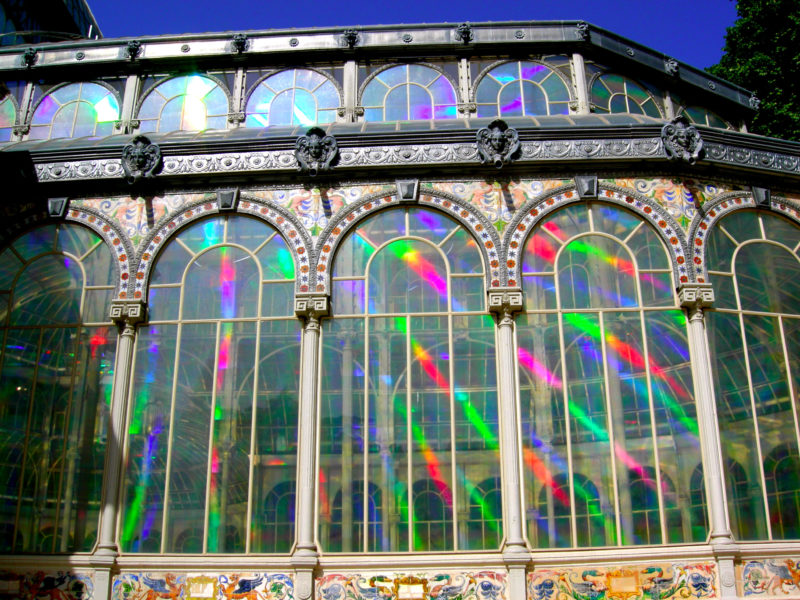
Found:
<box><xmin>87</xmin><ymin>0</ymin><xmax>738</xmax><ymax>70</ymax></box>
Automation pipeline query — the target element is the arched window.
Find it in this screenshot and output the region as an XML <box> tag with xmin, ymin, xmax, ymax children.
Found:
<box><xmin>29</xmin><ymin>83</ymin><xmax>120</xmax><ymax>140</ymax></box>
<box><xmin>474</xmin><ymin>61</ymin><xmax>571</xmax><ymax>118</ymax></box>
<box><xmin>518</xmin><ymin>201</ymin><xmax>701</xmax><ymax>547</ymax></box>
<box><xmin>691</xmin><ymin>458</ymin><xmax>754</xmax><ymax>541</ymax></box>
<box><xmin>0</xmin><ymin>94</ymin><xmax>16</xmax><ymax>141</ymax></box>
<box><xmin>318</xmin><ymin>205</ymin><xmax>499</xmax><ymax>552</ymax></box>
<box><xmin>328</xmin><ymin>481</ymin><xmax>382</xmax><ymax>552</ymax></box>
<box><xmin>629</xmin><ymin>468</ymin><xmax>681</xmax><ymax>545</ymax></box>
<box><xmin>765</xmin><ymin>445</ymin><xmax>800</xmax><ymax>539</ymax></box>
<box><xmin>120</xmin><ymin>214</ymin><xmax>301</xmax><ymax>554</ymax></box>
<box><xmin>137</xmin><ymin>75</ymin><xmax>229</xmax><ymax>133</ymax></box>
<box><xmin>465</xmin><ymin>476</ymin><xmax>502</xmax><ymax>550</ymax></box>
<box><xmin>0</xmin><ymin>223</ymin><xmax>116</xmax><ymax>553</ymax></box>
<box><xmin>706</xmin><ymin>209</ymin><xmax>800</xmax><ymax>540</ymax></box>
<box><xmin>535</xmin><ymin>473</ymin><xmax>603</xmax><ymax>548</ymax></box>
<box><xmin>245</xmin><ymin>69</ymin><xmax>339</xmax><ymax>127</ymax></box>
<box><xmin>678</xmin><ymin>106</ymin><xmax>732</xmax><ymax>129</ymax></box>
<box><xmin>590</xmin><ymin>74</ymin><xmax>661</xmax><ymax>118</ymax></box>
<box><xmin>361</xmin><ymin>65</ymin><xmax>457</xmax><ymax>121</ymax></box>
<box><xmin>261</xmin><ymin>481</ymin><xmax>296</xmax><ymax>553</ymax></box>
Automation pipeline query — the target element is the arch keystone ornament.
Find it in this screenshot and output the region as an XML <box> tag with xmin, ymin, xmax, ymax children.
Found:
<box><xmin>662</xmin><ymin>115</ymin><xmax>704</xmax><ymax>165</ymax></box>
<box><xmin>477</xmin><ymin>119</ymin><xmax>520</xmax><ymax>168</ymax></box>
<box><xmin>295</xmin><ymin>127</ymin><xmax>338</xmax><ymax>176</ymax></box>
<box><xmin>121</xmin><ymin>135</ymin><xmax>162</xmax><ymax>184</ymax></box>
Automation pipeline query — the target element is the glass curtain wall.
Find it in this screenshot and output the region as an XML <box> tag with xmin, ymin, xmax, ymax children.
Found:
<box><xmin>706</xmin><ymin>210</ymin><xmax>800</xmax><ymax>540</ymax></box>
<box><xmin>0</xmin><ymin>223</ymin><xmax>116</xmax><ymax>552</ymax></box>
<box><xmin>120</xmin><ymin>214</ymin><xmax>301</xmax><ymax>553</ymax></box>
<box><xmin>517</xmin><ymin>202</ymin><xmax>704</xmax><ymax>547</ymax></box>
<box><xmin>318</xmin><ymin>206</ymin><xmax>501</xmax><ymax>552</ymax></box>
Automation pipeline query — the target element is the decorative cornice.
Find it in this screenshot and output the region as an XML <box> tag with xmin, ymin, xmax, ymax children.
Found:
<box><xmin>28</xmin><ymin>135</ymin><xmax>800</xmax><ymax>183</ymax></box>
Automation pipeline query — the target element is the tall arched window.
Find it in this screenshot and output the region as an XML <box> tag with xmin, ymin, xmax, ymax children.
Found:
<box><xmin>318</xmin><ymin>206</ymin><xmax>499</xmax><ymax>552</ymax></box>
<box><xmin>29</xmin><ymin>83</ymin><xmax>120</xmax><ymax>140</ymax></box>
<box><xmin>0</xmin><ymin>94</ymin><xmax>16</xmax><ymax>141</ymax></box>
<box><xmin>590</xmin><ymin>74</ymin><xmax>661</xmax><ymax>118</ymax></box>
<box><xmin>0</xmin><ymin>223</ymin><xmax>116</xmax><ymax>552</ymax></box>
<box><xmin>706</xmin><ymin>209</ymin><xmax>800</xmax><ymax>540</ymax></box>
<box><xmin>120</xmin><ymin>214</ymin><xmax>301</xmax><ymax>554</ymax></box>
<box><xmin>474</xmin><ymin>61</ymin><xmax>571</xmax><ymax>118</ymax></box>
<box><xmin>361</xmin><ymin>65</ymin><xmax>457</xmax><ymax>121</ymax></box>
<box><xmin>137</xmin><ymin>75</ymin><xmax>229</xmax><ymax>133</ymax></box>
<box><xmin>518</xmin><ymin>201</ymin><xmax>703</xmax><ymax>547</ymax></box>
<box><xmin>245</xmin><ymin>69</ymin><xmax>339</xmax><ymax>127</ymax></box>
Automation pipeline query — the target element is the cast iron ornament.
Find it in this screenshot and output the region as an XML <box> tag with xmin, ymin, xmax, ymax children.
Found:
<box><xmin>21</xmin><ymin>48</ymin><xmax>37</xmax><ymax>68</ymax></box>
<box><xmin>575</xmin><ymin>22</ymin><xmax>590</xmax><ymax>41</ymax></box>
<box><xmin>476</xmin><ymin>119</ymin><xmax>520</xmax><ymax>168</ymax></box>
<box><xmin>342</xmin><ymin>29</ymin><xmax>359</xmax><ymax>48</ymax></box>
<box><xmin>455</xmin><ymin>23</ymin><xmax>474</xmax><ymax>43</ymax></box>
<box><xmin>661</xmin><ymin>115</ymin><xmax>704</xmax><ymax>165</ymax></box>
<box><xmin>231</xmin><ymin>33</ymin><xmax>249</xmax><ymax>54</ymax></box>
<box><xmin>664</xmin><ymin>57</ymin><xmax>679</xmax><ymax>77</ymax></box>
<box><xmin>126</xmin><ymin>40</ymin><xmax>142</xmax><ymax>60</ymax></box>
<box><xmin>295</xmin><ymin>127</ymin><xmax>338</xmax><ymax>176</ymax></box>
<box><xmin>121</xmin><ymin>135</ymin><xmax>162</xmax><ymax>184</ymax></box>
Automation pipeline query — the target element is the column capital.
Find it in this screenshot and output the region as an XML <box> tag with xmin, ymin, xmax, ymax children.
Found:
<box><xmin>487</xmin><ymin>288</ymin><xmax>524</xmax><ymax>317</ymax></box>
<box><xmin>678</xmin><ymin>283</ymin><xmax>715</xmax><ymax>310</ymax></box>
<box><xmin>109</xmin><ymin>299</ymin><xmax>147</xmax><ymax>327</ymax></box>
<box><xmin>294</xmin><ymin>293</ymin><xmax>330</xmax><ymax>324</ymax></box>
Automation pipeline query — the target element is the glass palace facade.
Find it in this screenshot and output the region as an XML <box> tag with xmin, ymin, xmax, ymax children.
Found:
<box><xmin>0</xmin><ymin>19</ymin><xmax>798</xmax><ymax>600</ymax></box>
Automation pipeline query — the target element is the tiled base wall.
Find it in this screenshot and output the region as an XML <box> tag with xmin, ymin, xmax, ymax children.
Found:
<box><xmin>0</xmin><ymin>570</ymin><xmax>94</xmax><ymax>599</ymax></box>
<box><xmin>528</xmin><ymin>563</ymin><xmax>717</xmax><ymax>600</ymax></box>
<box><xmin>2</xmin><ymin>560</ymin><xmax>799</xmax><ymax>600</ymax></box>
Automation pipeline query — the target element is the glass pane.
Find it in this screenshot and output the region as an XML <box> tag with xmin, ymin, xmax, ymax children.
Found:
<box><xmin>707</xmin><ymin>311</ymin><xmax>768</xmax><ymax>540</ymax></box>
<box><xmin>332</xmin><ymin>280</ymin><xmax>365</xmax><ymax>315</ymax></box>
<box><xmin>14</xmin><ymin>225</ymin><xmax>57</xmax><ymax>260</ymax></box>
<box><xmin>165</xmin><ymin>323</ymin><xmax>215</xmax><ymax>553</ymax></box>
<box><xmin>735</xmin><ymin>243</ymin><xmax>800</xmax><ymax>314</ymax></box>
<box><xmin>368</xmin><ymin>240</ymin><xmax>448</xmax><ymax>314</ymax></box>
<box><xmin>592</xmin><ymin>204</ymin><xmax>642</xmax><ymax>240</ymax></box>
<box><xmin>640</xmin><ymin>271</ymin><xmax>674</xmax><ymax>307</ymax></box>
<box><xmin>183</xmin><ymin>247</ymin><xmax>259</xmax><ymax>319</ymax></box>
<box><xmin>440</xmin><ymin>228</ymin><xmax>482</xmax><ymax>274</ymax></box>
<box><xmin>227</xmin><ymin>216</ymin><xmax>272</xmax><ymax>252</ymax></box>
<box><xmin>451</xmin><ymin>276</ymin><xmax>483</xmax><ymax>312</ymax></box>
<box><xmin>407</xmin><ymin>209</ymin><xmax>454</xmax><ymax>245</ymax></box>
<box><xmin>562</xmin><ymin>312</ymin><xmax>617</xmax><ymax>546</ymax></box>
<box><xmin>206</xmin><ymin>321</ymin><xmax>257</xmax><ymax>553</ymax></box>
<box><xmin>762</xmin><ymin>213</ymin><xmax>800</xmax><ymax>250</ymax></box>
<box><xmin>558</xmin><ymin>235</ymin><xmax>638</xmax><ymax>309</ymax></box>
<box><xmin>252</xmin><ymin>320</ymin><xmax>301</xmax><ymax>553</ymax></box>
<box><xmin>11</xmin><ymin>255</ymin><xmax>83</xmax><ymax>326</ymax></box>
<box><xmin>453</xmin><ymin>315</ymin><xmax>499</xmax><ymax>549</ymax></box>
<box><xmin>523</xmin><ymin>275</ymin><xmax>557</xmax><ymax>310</ymax></box>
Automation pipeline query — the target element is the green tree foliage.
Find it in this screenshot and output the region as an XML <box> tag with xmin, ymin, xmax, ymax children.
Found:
<box><xmin>709</xmin><ymin>0</ymin><xmax>800</xmax><ymax>141</ymax></box>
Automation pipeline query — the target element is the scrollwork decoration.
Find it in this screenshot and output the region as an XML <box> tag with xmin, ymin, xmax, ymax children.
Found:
<box><xmin>121</xmin><ymin>135</ymin><xmax>162</xmax><ymax>184</ymax></box>
<box><xmin>477</xmin><ymin>119</ymin><xmax>520</xmax><ymax>168</ymax></box>
<box><xmin>295</xmin><ymin>127</ymin><xmax>338</xmax><ymax>176</ymax></box>
<box><xmin>575</xmin><ymin>21</ymin><xmax>590</xmax><ymax>41</ymax></box>
<box><xmin>661</xmin><ymin>115</ymin><xmax>704</xmax><ymax>165</ymax></box>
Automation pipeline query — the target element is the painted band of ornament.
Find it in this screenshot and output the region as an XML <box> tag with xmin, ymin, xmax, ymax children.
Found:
<box><xmin>32</xmin><ymin>138</ymin><xmax>800</xmax><ymax>182</ymax></box>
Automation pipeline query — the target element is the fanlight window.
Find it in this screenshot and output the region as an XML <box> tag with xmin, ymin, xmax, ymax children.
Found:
<box><xmin>475</xmin><ymin>61</ymin><xmax>571</xmax><ymax>118</ymax></box>
<box><xmin>361</xmin><ymin>65</ymin><xmax>457</xmax><ymax>121</ymax></box>
<box><xmin>319</xmin><ymin>206</ymin><xmax>500</xmax><ymax>552</ymax></box>
<box><xmin>120</xmin><ymin>214</ymin><xmax>301</xmax><ymax>554</ymax></box>
<box><xmin>0</xmin><ymin>94</ymin><xmax>16</xmax><ymax>141</ymax></box>
<box><xmin>706</xmin><ymin>209</ymin><xmax>800</xmax><ymax>540</ymax></box>
<box><xmin>590</xmin><ymin>74</ymin><xmax>661</xmax><ymax>118</ymax></box>
<box><xmin>245</xmin><ymin>69</ymin><xmax>339</xmax><ymax>127</ymax></box>
<box><xmin>679</xmin><ymin>106</ymin><xmax>731</xmax><ymax>129</ymax></box>
<box><xmin>137</xmin><ymin>75</ymin><xmax>229</xmax><ymax>133</ymax></box>
<box><xmin>29</xmin><ymin>83</ymin><xmax>120</xmax><ymax>140</ymax></box>
<box><xmin>0</xmin><ymin>223</ymin><xmax>116</xmax><ymax>553</ymax></box>
<box><xmin>518</xmin><ymin>202</ymin><xmax>703</xmax><ymax>547</ymax></box>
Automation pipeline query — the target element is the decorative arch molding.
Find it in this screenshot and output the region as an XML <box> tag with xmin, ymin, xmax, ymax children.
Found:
<box><xmin>244</xmin><ymin>66</ymin><xmax>344</xmax><ymax>110</ymax></box>
<box><xmin>65</xmin><ymin>205</ymin><xmax>130</xmax><ymax>299</ymax></box>
<box><xmin>134</xmin><ymin>72</ymin><xmax>233</xmax><ymax>120</ymax></box>
<box><xmin>313</xmin><ymin>187</ymin><xmax>503</xmax><ymax>294</ymax></box>
<box><xmin>357</xmin><ymin>62</ymin><xmax>462</xmax><ymax>107</ymax></box>
<box><xmin>504</xmin><ymin>183</ymin><xmax>689</xmax><ymax>288</ymax></box>
<box><xmin>470</xmin><ymin>58</ymin><xmax>574</xmax><ymax>103</ymax></box>
<box><xmin>688</xmin><ymin>192</ymin><xmax>800</xmax><ymax>283</ymax></box>
<box><xmin>132</xmin><ymin>193</ymin><xmax>311</xmax><ymax>299</ymax></box>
